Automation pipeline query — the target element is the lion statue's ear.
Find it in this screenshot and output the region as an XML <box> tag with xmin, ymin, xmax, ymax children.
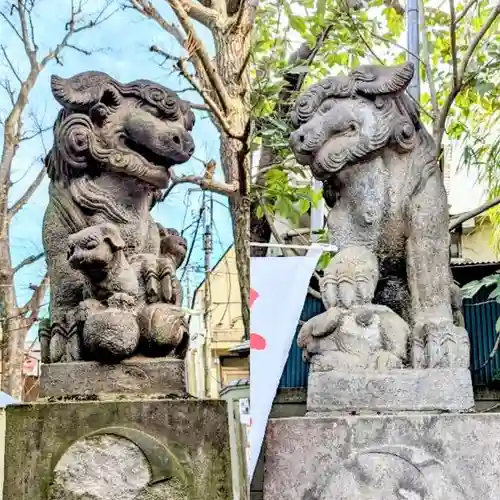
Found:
<box><xmin>50</xmin><ymin>71</ymin><xmax>119</xmax><ymax>112</ymax></box>
<box><xmin>352</xmin><ymin>62</ymin><xmax>414</xmax><ymax>97</ymax></box>
<box><xmin>100</xmin><ymin>223</ymin><xmax>126</xmax><ymax>252</ymax></box>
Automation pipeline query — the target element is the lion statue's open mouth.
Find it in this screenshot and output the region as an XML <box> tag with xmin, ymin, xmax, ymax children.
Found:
<box><xmin>47</xmin><ymin>71</ymin><xmax>196</xmax><ymax>189</ymax></box>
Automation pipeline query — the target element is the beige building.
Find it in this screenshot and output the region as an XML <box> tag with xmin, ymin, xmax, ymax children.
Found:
<box><xmin>451</xmin><ymin>215</ymin><xmax>498</xmax><ymax>263</ymax></box>
<box><xmin>186</xmin><ymin>246</ymin><xmax>249</xmax><ymax>399</ymax></box>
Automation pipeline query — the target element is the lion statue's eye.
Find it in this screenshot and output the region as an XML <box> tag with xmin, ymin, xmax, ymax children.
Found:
<box><xmin>85</xmin><ymin>240</ymin><xmax>99</xmax><ymax>250</ymax></box>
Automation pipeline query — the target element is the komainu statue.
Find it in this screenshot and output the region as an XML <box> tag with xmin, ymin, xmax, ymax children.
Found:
<box><xmin>40</xmin><ymin>71</ymin><xmax>195</xmax><ymax>364</ymax></box>
<box><xmin>290</xmin><ymin>62</ymin><xmax>469</xmax><ymax>369</ymax></box>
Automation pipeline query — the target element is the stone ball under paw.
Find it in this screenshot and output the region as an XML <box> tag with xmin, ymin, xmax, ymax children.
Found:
<box><xmin>83</xmin><ymin>309</ymin><xmax>140</xmax><ymax>363</ymax></box>
<box><xmin>138</xmin><ymin>304</ymin><xmax>188</xmax><ymax>357</ymax></box>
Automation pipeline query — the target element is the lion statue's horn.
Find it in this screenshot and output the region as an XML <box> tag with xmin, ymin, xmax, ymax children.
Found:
<box><xmin>50</xmin><ymin>71</ymin><xmax>119</xmax><ymax>111</ymax></box>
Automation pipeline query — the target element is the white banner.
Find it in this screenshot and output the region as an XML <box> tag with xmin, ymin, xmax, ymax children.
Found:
<box><xmin>248</xmin><ymin>247</ymin><xmax>323</xmax><ymax>480</ymax></box>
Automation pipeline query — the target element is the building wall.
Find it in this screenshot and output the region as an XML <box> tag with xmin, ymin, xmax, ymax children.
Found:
<box><xmin>187</xmin><ymin>247</ymin><xmax>249</xmax><ymax>398</ymax></box>
<box><xmin>461</xmin><ymin>220</ymin><xmax>498</xmax><ymax>262</ymax></box>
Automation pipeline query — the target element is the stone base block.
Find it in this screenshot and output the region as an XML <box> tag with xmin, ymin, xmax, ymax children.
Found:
<box><xmin>264</xmin><ymin>413</ymin><xmax>500</xmax><ymax>499</ymax></box>
<box><xmin>307</xmin><ymin>368</ymin><xmax>474</xmax><ymax>414</ymax></box>
<box><xmin>3</xmin><ymin>399</ymin><xmax>232</xmax><ymax>499</ymax></box>
<box><xmin>40</xmin><ymin>357</ymin><xmax>185</xmax><ymax>398</ymax></box>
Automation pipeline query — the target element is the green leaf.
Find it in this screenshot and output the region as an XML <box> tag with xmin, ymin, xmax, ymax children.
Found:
<box><xmin>256</xmin><ymin>205</ymin><xmax>264</xmax><ymax>219</ymax></box>
<box><xmin>317</xmin><ymin>252</ymin><xmax>333</xmax><ymax>270</ymax></box>
<box><xmin>496</xmin><ymin>316</ymin><xmax>500</xmax><ymax>333</ymax></box>
<box><xmin>297</xmin><ymin>198</ymin><xmax>311</xmax><ymax>215</ymax></box>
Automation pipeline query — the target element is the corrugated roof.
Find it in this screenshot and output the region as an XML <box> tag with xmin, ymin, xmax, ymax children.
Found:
<box><xmin>451</xmin><ymin>260</ymin><xmax>500</xmax><ymax>267</ymax></box>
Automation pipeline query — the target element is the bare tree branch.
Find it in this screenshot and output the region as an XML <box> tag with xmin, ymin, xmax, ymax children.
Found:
<box><xmin>39</xmin><ymin>1</ymin><xmax>117</xmax><ymax>69</ymax></box>
<box><xmin>176</xmin><ymin>57</ymin><xmax>238</xmax><ymax>136</ymax></box>
<box><xmin>13</xmin><ymin>252</ymin><xmax>44</xmax><ymax>274</ymax></box>
<box><xmin>163</xmin><ymin>170</ymin><xmax>238</xmax><ymax>199</ymax></box>
<box><xmin>20</xmin><ymin>124</ymin><xmax>51</xmax><ymax>142</ymax></box>
<box><xmin>150</xmin><ymin>44</ymin><xmax>233</xmax><ymax>134</ymax></box>
<box><xmin>449</xmin><ymin>195</ymin><xmax>500</xmax><ymax>231</ymax></box>
<box><xmin>167</xmin><ymin>0</ymin><xmax>232</xmax><ymax>112</ymax></box>
<box><xmin>21</xmin><ymin>273</ymin><xmax>49</xmax><ymax>324</ymax></box>
<box><xmin>8</xmin><ymin>166</ymin><xmax>45</xmax><ymax>220</ymax></box>
<box><xmin>126</xmin><ymin>0</ymin><xmax>185</xmax><ymax>45</ymax></box>
<box><xmin>0</xmin><ymin>9</ymin><xmax>23</xmax><ymax>43</ymax></box>
<box><xmin>0</xmin><ymin>45</ymin><xmax>23</xmax><ymax>84</ymax></box>
<box><xmin>187</xmin><ymin>101</ymin><xmax>211</xmax><ymax>112</ymax></box>
<box><xmin>176</xmin><ymin>0</ymin><xmax>218</xmax><ymax>26</ymax></box>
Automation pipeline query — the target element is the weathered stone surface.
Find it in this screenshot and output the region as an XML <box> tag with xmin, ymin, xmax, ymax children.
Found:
<box><xmin>42</xmin><ymin>71</ymin><xmax>194</xmax><ymax>364</ymax></box>
<box><xmin>264</xmin><ymin>413</ymin><xmax>500</xmax><ymax>499</ymax></box>
<box><xmin>3</xmin><ymin>399</ymin><xmax>232</xmax><ymax>500</ymax></box>
<box><xmin>49</xmin><ymin>434</ymin><xmax>151</xmax><ymax>500</ymax></box>
<box><xmin>307</xmin><ymin>368</ymin><xmax>474</xmax><ymax>414</ymax></box>
<box><xmin>299</xmin><ymin>247</ymin><xmax>411</xmax><ymax>371</ymax></box>
<box><xmin>39</xmin><ymin>358</ymin><xmax>186</xmax><ymax>398</ymax></box>
<box><xmin>289</xmin><ymin>62</ymin><xmax>470</xmax><ymax>369</ymax></box>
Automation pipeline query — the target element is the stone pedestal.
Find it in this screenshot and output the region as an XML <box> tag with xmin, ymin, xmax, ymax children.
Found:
<box><xmin>307</xmin><ymin>368</ymin><xmax>474</xmax><ymax>414</ymax></box>
<box><xmin>3</xmin><ymin>359</ymin><xmax>233</xmax><ymax>500</ymax></box>
<box><xmin>40</xmin><ymin>357</ymin><xmax>186</xmax><ymax>398</ymax></box>
<box><xmin>262</xmin><ymin>367</ymin><xmax>497</xmax><ymax>499</ymax></box>
<box><xmin>263</xmin><ymin>413</ymin><xmax>500</xmax><ymax>499</ymax></box>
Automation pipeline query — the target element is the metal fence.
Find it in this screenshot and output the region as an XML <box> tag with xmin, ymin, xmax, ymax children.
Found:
<box><xmin>279</xmin><ymin>292</ymin><xmax>500</xmax><ymax>389</ymax></box>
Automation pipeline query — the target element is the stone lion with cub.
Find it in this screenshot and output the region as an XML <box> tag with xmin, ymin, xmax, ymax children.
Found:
<box><xmin>291</xmin><ymin>62</ymin><xmax>469</xmax><ymax>369</ymax></box>
<box><xmin>41</xmin><ymin>71</ymin><xmax>194</xmax><ymax>364</ymax></box>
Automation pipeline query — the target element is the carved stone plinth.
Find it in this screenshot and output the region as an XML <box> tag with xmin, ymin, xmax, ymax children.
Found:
<box><xmin>39</xmin><ymin>358</ymin><xmax>186</xmax><ymax>398</ymax></box>
<box><xmin>307</xmin><ymin>368</ymin><xmax>474</xmax><ymax>414</ymax></box>
<box><xmin>3</xmin><ymin>400</ymin><xmax>232</xmax><ymax>500</ymax></box>
<box><xmin>264</xmin><ymin>414</ymin><xmax>500</xmax><ymax>499</ymax></box>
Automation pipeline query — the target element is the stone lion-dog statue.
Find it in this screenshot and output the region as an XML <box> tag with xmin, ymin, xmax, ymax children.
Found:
<box><xmin>41</xmin><ymin>71</ymin><xmax>194</xmax><ymax>363</ymax></box>
<box><xmin>289</xmin><ymin>62</ymin><xmax>469</xmax><ymax>369</ymax></box>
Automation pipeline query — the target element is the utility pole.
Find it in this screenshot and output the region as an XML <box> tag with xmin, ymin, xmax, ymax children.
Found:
<box><xmin>203</xmin><ymin>193</ymin><xmax>214</xmax><ymax>398</ymax></box>
<box><xmin>406</xmin><ymin>0</ymin><xmax>420</xmax><ymax>104</ymax></box>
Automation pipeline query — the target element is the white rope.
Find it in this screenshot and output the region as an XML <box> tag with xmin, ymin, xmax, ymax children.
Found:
<box><xmin>249</xmin><ymin>242</ymin><xmax>337</xmax><ymax>252</ymax></box>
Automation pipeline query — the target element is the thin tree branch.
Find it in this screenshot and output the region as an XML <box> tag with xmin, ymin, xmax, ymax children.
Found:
<box><xmin>39</xmin><ymin>1</ymin><xmax>117</xmax><ymax>69</ymax></box>
<box><xmin>13</xmin><ymin>252</ymin><xmax>44</xmax><ymax>274</ymax></box>
<box><xmin>177</xmin><ymin>0</ymin><xmax>218</xmax><ymax>26</ymax></box>
<box><xmin>22</xmin><ymin>273</ymin><xmax>49</xmax><ymax>323</ymax></box>
<box><xmin>176</xmin><ymin>56</ymin><xmax>240</xmax><ymax>137</ymax></box>
<box><xmin>126</xmin><ymin>0</ymin><xmax>185</xmax><ymax>45</ymax></box>
<box><xmin>16</xmin><ymin>0</ymin><xmax>37</xmax><ymax>65</ymax></box>
<box><xmin>455</xmin><ymin>0</ymin><xmax>480</xmax><ymax>25</ymax></box>
<box><xmin>163</xmin><ymin>170</ymin><xmax>238</xmax><ymax>198</ymax></box>
<box><xmin>0</xmin><ymin>10</ymin><xmax>23</xmax><ymax>43</ymax></box>
<box><xmin>187</xmin><ymin>101</ymin><xmax>211</xmax><ymax>112</ymax></box>
<box><xmin>449</xmin><ymin>0</ymin><xmax>459</xmax><ymax>88</ymax></box>
<box><xmin>449</xmin><ymin>195</ymin><xmax>500</xmax><ymax>231</ymax></box>
<box><xmin>167</xmin><ymin>0</ymin><xmax>232</xmax><ymax>112</ymax></box>
<box><xmin>418</xmin><ymin>0</ymin><xmax>438</xmax><ymax>119</ymax></box>
<box><xmin>8</xmin><ymin>166</ymin><xmax>45</xmax><ymax>219</ymax></box>
<box><xmin>435</xmin><ymin>3</ymin><xmax>500</xmax><ymax>147</ymax></box>
<box><xmin>0</xmin><ymin>45</ymin><xmax>23</xmax><ymax>84</ymax></box>
<box><xmin>20</xmin><ymin>124</ymin><xmax>51</xmax><ymax>141</ymax></box>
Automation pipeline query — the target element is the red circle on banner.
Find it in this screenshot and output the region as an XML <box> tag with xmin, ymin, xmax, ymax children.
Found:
<box><xmin>250</xmin><ymin>333</ymin><xmax>267</xmax><ymax>350</ymax></box>
<box><xmin>250</xmin><ymin>288</ymin><xmax>259</xmax><ymax>308</ymax></box>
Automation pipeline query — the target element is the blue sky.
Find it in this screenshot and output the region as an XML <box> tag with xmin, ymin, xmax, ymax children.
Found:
<box><xmin>0</xmin><ymin>1</ymin><xmax>233</xmax><ymax>336</ymax></box>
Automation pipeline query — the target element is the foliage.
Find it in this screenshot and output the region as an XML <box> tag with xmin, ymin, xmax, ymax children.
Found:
<box><xmin>251</xmin><ymin>0</ymin><xmax>500</xmax><ymax>242</ymax></box>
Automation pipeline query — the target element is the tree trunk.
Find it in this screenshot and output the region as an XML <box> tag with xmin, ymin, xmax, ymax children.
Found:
<box><xmin>213</xmin><ymin>23</ymin><xmax>251</xmax><ymax>340</ymax></box>
<box><xmin>0</xmin><ymin>227</ymin><xmax>24</xmax><ymax>400</ymax></box>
